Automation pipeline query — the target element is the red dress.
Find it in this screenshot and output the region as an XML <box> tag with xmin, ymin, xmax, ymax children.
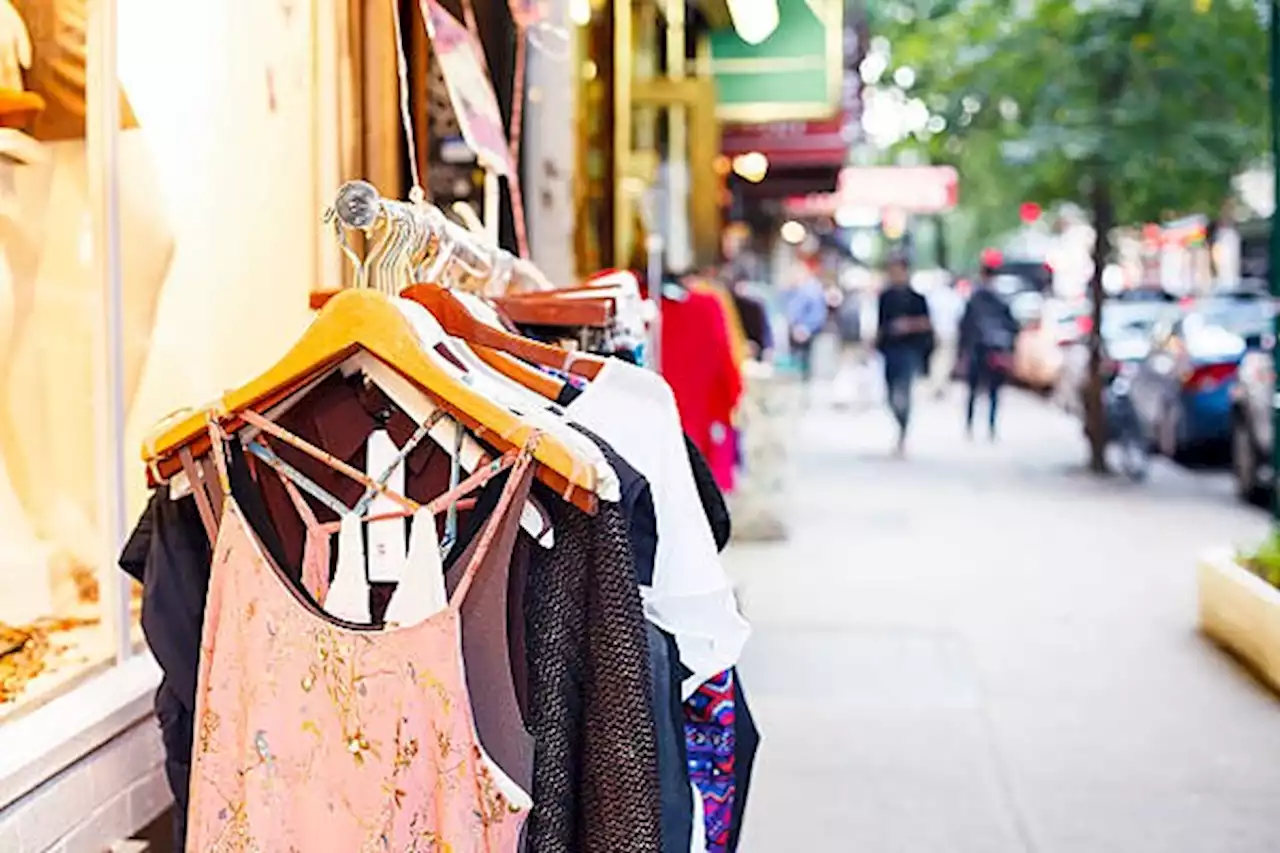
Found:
<box><xmin>660</xmin><ymin>290</ymin><xmax>743</xmax><ymax>490</ymax></box>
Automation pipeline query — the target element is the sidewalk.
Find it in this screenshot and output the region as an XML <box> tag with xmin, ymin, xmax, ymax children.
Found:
<box><xmin>728</xmin><ymin>386</ymin><xmax>1280</xmax><ymax>852</ymax></box>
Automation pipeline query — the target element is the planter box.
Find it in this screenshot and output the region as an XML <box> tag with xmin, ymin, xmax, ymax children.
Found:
<box><xmin>1198</xmin><ymin>548</ymin><xmax>1280</xmax><ymax>693</ymax></box>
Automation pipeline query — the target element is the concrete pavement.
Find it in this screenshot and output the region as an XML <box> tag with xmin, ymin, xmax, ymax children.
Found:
<box><xmin>728</xmin><ymin>384</ymin><xmax>1280</xmax><ymax>853</ymax></box>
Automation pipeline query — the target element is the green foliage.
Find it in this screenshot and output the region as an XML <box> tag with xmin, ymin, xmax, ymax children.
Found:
<box><xmin>878</xmin><ymin>0</ymin><xmax>1269</xmax><ymax>231</ymax></box>
<box><xmin>1241</xmin><ymin>529</ymin><xmax>1280</xmax><ymax>588</ymax></box>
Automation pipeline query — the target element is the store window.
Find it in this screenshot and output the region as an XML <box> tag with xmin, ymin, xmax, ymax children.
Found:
<box><xmin>1</xmin><ymin>0</ymin><xmax>333</xmax><ymax>726</ymax></box>
<box><xmin>0</xmin><ymin>0</ymin><xmax>117</xmax><ymax>721</ymax></box>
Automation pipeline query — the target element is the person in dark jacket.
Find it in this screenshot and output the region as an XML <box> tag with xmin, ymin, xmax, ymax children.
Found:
<box><xmin>958</xmin><ymin>265</ymin><xmax>1021</xmax><ymax>440</ymax></box>
<box><xmin>876</xmin><ymin>255</ymin><xmax>934</xmax><ymax>455</ymax></box>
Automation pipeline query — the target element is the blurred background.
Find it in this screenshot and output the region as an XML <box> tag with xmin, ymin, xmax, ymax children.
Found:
<box><xmin>1</xmin><ymin>0</ymin><xmax>1279</xmax><ymax>850</ymax></box>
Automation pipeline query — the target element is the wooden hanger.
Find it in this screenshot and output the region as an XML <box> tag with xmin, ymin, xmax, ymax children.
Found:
<box><xmin>143</xmin><ymin>289</ymin><xmax>598</xmax><ymax>513</ymax></box>
<box><xmin>402</xmin><ymin>284</ymin><xmax>563</xmax><ymax>398</ymax></box>
<box><xmin>402</xmin><ymin>283</ymin><xmax>605</xmax><ymax>381</ymax></box>
<box><xmin>491</xmin><ymin>294</ymin><xmax>613</xmax><ymax>329</ymax></box>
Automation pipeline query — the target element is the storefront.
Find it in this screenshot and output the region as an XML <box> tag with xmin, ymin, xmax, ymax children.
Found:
<box><xmin>0</xmin><ymin>1</ymin><xmax>357</xmax><ymax>848</ymax></box>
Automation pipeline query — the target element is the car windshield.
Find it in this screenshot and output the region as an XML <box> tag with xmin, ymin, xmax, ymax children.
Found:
<box><xmin>1190</xmin><ymin>298</ymin><xmax>1273</xmax><ymax>337</ymax></box>
<box><xmin>992</xmin><ymin>275</ymin><xmax>1031</xmax><ymax>297</ymax></box>
<box><xmin>1102</xmin><ymin>303</ymin><xmax>1172</xmax><ymax>338</ymax></box>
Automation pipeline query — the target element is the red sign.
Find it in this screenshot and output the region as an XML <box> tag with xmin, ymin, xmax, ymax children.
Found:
<box><xmin>784</xmin><ymin>166</ymin><xmax>960</xmax><ymax>215</ymax></box>
<box><xmin>421</xmin><ymin>0</ymin><xmax>514</xmax><ymax>176</ymax></box>
<box><xmin>721</xmin><ymin>118</ymin><xmax>851</xmax><ymax>168</ymax></box>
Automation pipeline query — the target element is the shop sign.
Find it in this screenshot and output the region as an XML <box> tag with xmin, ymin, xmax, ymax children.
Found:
<box><xmin>707</xmin><ymin>0</ymin><xmax>843</xmax><ymax>123</ymax></box>
<box><xmin>782</xmin><ymin>165</ymin><xmax>960</xmax><ymax>215</ymax></box>
<box><xmin>721</xmin><ymin>117</ymin><xmax>850</xmax><ymax>168</ymax></box>
<box><xmin>720</xmin><ymin>41</ymin><xmax>862</xmax><ymax>168</ymax></box>
<box><xmin>421</xmin><ymin>0</ymin><xmax>513</xmax><ymax>177</ymax></box>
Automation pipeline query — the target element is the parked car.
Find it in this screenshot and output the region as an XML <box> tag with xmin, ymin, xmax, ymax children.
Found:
<box><xmin>1128</xmin><ymin>299</ymin><xmax>1268</xmax><ymax>463</ymax></box>
<box><xmin>1230</xmin><ymin>343</ymin><xmax>1274</xmax><ymax>504</ymax></box>
<box><xmin>990</xmin><ymin>259</ymin><xmax>1054</xmax><ymax>294</ymax></box>
<box><xmin>1012</xmin><ymin>298</ymin><xmax>1090</xmax><ymax>391</ymax></box>
<box><xmin>1112</xmin><ymin>286</ymin><xmax>1177</xmax><ymax>303</ymax></box>
<box><xmin>1054</xmin><ymin>301</ymin><xmax>1178</xmax><ymax>417</ymax></box>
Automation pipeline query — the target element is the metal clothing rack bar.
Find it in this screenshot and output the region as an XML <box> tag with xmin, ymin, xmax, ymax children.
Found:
<box><xmin>330</xmin><ymin>181</ymin><xmax>552</xmax><ymax>297</ymax></box>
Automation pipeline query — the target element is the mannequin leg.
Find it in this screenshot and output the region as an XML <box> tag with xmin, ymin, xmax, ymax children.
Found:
<box><xmin>0</xmin><ymin>136</ymin><xmax>173</xmax><ymax>613</ymax></box>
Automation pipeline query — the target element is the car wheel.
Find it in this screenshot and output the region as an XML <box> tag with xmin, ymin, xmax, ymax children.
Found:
<box><xmin>1158</xmin><ymin>406</ymin><xmax>1180</xmax><ymax>460</ymax></box>
<box><xmin>1232</xmin><ymin>415</ymin><xmax>1267</xmax><ymax>506</ymax></box>
<box><xmin>1118</xmin><ymin>429</ymin><xmax>1150</xmax><ymax>482</ymax></box>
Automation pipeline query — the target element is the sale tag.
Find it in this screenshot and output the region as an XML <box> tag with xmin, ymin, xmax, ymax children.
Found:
<box><xmin>365</xmin><ymin>430</ymin><xmax>408</xmax><ymax>583</ymax></box>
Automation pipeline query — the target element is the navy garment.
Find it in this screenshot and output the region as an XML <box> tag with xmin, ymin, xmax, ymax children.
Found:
<box><xmin>649</xmin><ymin>623</ymin><xmax>696</xmax><ymax>853</ymax></box>
<box><xmin>556</xmin><ymin>382</ymin><xmax>731</xmax><ymax>553</ymax></box>
<box><xmin>876</xmin><ymin>284</ymin><xmax>935</xmax><ymax>361</ymax></box>
<box><xmin>119</xmin><ymin>484</ymin><xmax>209</xmax><ymax>848</ymax></box>
<box><xmin>883</xmin><ymin>347</ymin><xmax>923</xmax><ymax>434</ymax></box>
<box><xmin>966</xmin><ymin>354</ymin><xmax>1006</xmax><ymax>436</ymax></box>
<box><xmin>727</xmin><ymin>669</ymin><xmax>760</xmax><ymax>853</ymax></box>
<box><xmin>569</xmin><ymin>422</ymin><xmax>657</xmax><ymax>587</ymax></box>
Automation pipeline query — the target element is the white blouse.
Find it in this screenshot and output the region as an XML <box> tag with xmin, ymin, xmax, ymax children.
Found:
<box><xmin>562</xmin><ymin>359</ymin><xmax>750</xmax><ymax>698</ymax></box>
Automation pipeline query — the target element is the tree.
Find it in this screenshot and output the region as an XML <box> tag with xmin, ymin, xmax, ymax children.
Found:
<box><xmin>878</xmin><ymin>0</ymin><xmax>1269</xmax><ymax>471</ymax></box>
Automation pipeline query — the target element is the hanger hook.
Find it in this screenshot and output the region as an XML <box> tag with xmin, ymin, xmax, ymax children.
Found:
<box><xmin>324</xmin><ymin>205</ymin><xmax>364</xmax><ymax>281</ymax></box>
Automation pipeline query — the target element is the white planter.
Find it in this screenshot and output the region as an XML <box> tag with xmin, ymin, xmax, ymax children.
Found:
<box><xmin>729</xmin><ymin>363</ymin><xmax>798</xmax><ymax>543</ymax></box>
<box><xmin>1198</xmin><ymin>547</ymin><xmax>1280</xmax><ymax>694</ymax></box>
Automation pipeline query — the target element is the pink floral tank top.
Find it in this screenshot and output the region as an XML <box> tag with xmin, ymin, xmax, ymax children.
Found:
<box><xmin>186</xmin><ymin>428</ymin><xmax>535</xmax><ymax>853</ymax></box>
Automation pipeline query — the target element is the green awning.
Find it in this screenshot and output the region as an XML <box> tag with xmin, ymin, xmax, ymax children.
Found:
<box><xmin>706</xmin><ymin>0</ymin><xmax>842</xmax><ymax>123</ymax></box>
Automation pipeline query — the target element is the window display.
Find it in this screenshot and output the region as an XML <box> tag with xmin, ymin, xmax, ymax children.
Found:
<box><xmin>0</xmin><ymin>0</ymin><xmax>118</xmax><ymax>718</ymax></box>
<box><xmin>0</xmin><ymin>0</ymin><xmax>331</xmax><ymax>722</ymax></box>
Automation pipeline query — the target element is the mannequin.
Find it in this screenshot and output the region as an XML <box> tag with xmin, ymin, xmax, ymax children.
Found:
<box><xmin>0</xmin><ymin>0</ymin><xmax>174</xmax><ymax>617</ymax></box>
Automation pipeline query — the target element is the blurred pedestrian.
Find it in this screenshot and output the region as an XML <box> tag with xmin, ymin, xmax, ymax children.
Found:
<box><xmin>876</xmin><ymin>254</ymin><xmax>934</xmax><ymax>455</ymax></box>
<box><xmin>781</xmin><ymin>258</ymin><xmax>829</xmax><ymax>382</ymax></box>
<box><xmin>728</xmin><ymin>274</ymin><xmax>774</xmax><ymax>361</ymax></box>
<box><xmin>926</xmin><ymin>276</ymin><xmax>965</xmax><ymax>398</ymax></box>
<box><xmin>958</xmin><ymin>263</ymin><xmax>1020</xmax><ymax>440</ymax></box>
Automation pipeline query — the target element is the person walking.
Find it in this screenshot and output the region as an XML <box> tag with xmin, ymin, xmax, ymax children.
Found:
<box><xmin>781</xmin><ymin>258</ymin><xmax>829</xmax><ymax>382</ymax></box>
<box><xmin>875</xmin><ymin>254</ymin><xmax>934</xmax><ymax>455</ymax></box>
<box><xmin>958</xmin><ymin>264</ymin><xmax>1020</xmax><ymax>440</ymax></box>
<box><xmin>925</xmin><ymin>276</ymin><xmax>965</xmax><ymax>398</ymax></box>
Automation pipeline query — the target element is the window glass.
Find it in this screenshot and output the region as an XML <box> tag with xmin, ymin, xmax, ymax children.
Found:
<box><xmin>0</xmin><ymin>0</ymin><xmax>114</xmax><ymax>718</ymax></box>
<box><xmin>0</xmin><ymin>0</ymin><xmax>330</xmax><ymax>720</ymax></box>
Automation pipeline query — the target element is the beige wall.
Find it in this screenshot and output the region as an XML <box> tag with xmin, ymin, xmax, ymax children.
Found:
<box><xmin>118</xmin><ymin>0</ymin><xmax>333</xmax><ymax>515</ymax></box>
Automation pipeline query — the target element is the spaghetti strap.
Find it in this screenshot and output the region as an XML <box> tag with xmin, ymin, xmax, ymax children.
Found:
<box><xmin>179</xmin><ymin>446</ymin><xmax>219</xmax><ymax>544</ymax></box>
<box><xmin>449</xmin><ymin>437</ymin><xmax>540</xmax><ymax>610</ymax></box>
<box><xmin>205</xmin><ymin>412</ymin><xmax>233</xmax><ymax>497</ymax></box>
<box><xmin>278</xmin><ymin>474</ymin><xmax>320</xmax><ymax>529</ymax></box>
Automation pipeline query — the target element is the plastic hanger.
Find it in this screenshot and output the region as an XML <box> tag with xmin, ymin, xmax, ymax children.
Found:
<box><xmin>142</xmin><ymin>289</ymin><xmax>599</xmax><ymax>514</ymax></box>
<box><xmin>394</xmin><ymin>299</ymin><xmax>621</xmax><ymax>501</ymax></box>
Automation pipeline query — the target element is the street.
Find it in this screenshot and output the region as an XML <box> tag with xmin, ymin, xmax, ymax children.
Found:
<box><xmin>729</xmin><ymin>384</ymin><xmax>1280</xmax><ymax>852</ymax></box>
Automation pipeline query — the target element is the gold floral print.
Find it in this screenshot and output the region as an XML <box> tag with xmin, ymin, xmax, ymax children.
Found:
<box><xmin>207</xmin><ymin>796</ymin><xmax>260</xmax><ymax>853</ymax></box>
<box><xmin>199</xmin><ymin>708</ymin><xmax>221</xmax><ymax>756</ymax></box>
<box><xmin>471</xmin><ymin>747</ymin><xmax>513</xmax><ymax>830</ymax></box>
<box><xmin>188</xmin><ymin>502</ymin><xmax>530</xmax><ymax>851</ymax></box>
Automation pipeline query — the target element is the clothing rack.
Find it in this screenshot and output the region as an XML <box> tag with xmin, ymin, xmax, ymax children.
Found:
<box><xmin>330</xmin><ymin>180</ymin><xmax>552</xmax><ymax>297</ymax></box>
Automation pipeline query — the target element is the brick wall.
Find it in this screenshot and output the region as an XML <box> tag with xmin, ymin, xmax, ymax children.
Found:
<box><xmin>0</xmin><ymin>717</ymin><xmax>170</xmax><ymax>853</ymax></box>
